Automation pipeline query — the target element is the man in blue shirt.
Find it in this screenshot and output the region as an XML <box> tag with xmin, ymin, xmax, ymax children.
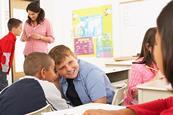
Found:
<box><xmin>49</xmin><ymin>45</ymin><xmax>114</xmax><ymax>106</ymax></box>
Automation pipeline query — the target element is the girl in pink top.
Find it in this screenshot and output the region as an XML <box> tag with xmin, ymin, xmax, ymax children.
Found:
<box><xmin>21</xmin><ymin>1</ymin><xmax>54</xmax><ymax>56</ymax></box>
<box><xmin>124</xmin><ymin>27</ymin><xmax>158</xmax><ymax>105</ymax></box>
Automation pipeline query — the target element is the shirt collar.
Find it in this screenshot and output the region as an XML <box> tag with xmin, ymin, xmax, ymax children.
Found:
<box><xmin>20</xmin><ymin>75</ymin><xmax>39</xmax><ymax>81</ymax></box>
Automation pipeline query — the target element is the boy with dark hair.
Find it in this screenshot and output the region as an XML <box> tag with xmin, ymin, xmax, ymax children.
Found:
<box><xmin>0</xmin><ymin>52</ymin><xmax>69</xmax><ymax>115</ymax></box>
<box><xmin>0</xmin><ymin>18</ymin><xmax>22</xmax><ymax>91</ymax></box>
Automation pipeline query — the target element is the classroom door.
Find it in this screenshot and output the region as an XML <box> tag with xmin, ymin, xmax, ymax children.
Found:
<box><xmin>9</xmin><ymin>0</ymin><xmax>35</xmax><ymax>81</ymax></box>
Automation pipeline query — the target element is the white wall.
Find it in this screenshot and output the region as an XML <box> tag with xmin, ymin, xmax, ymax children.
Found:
<box><xmin>40</xmin><ymin>0</ymin><xmax>119</xmax><ymax>68</ymax></box>
<box><xmin>118</xmin><ymin>0</ymin><xmax>171</xmax><ymax>57</ymax></box>
<box><xmin>40</xmin><ymin>0</ymin><xmax>171</xmax><ymax>67</ymax></box>
<box><xmin>0</xmin><ymin>0</ymin><xmax>12</xmax><ymax>85</ymax></box>
<box><xmin>41</xmin><ymin>0</ymin><xmax>118</xmax><ymax>51</ymax></box>
<box><xmin>0</xmin><ymin>0</ymin><xmax>171</xmax><ymax>79</ymax></box>
<box><xmin>0</xmin><ymin>0</ymin><xmax>9</xmax><ymax>38</ymax></box>
<box><xmin>41</xmin><ymin>0</ymin><xmax>171</xmax><ymax>58</ymax></box>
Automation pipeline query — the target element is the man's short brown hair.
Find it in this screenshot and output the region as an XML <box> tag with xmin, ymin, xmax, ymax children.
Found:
<box><xmin>49</xmin><ymin>45</ymin><xmax>76</xmax><ymax>65</ymax></box>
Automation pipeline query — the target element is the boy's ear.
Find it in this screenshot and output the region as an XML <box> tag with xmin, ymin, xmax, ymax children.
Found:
<box><xmin>40</xmin><ymin>68</ymin><xmax>46</xmax><ymax>80</ymax></box>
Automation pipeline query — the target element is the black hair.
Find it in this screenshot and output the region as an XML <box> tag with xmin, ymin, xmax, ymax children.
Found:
<box><xmin>26</xmin><ymin>1</ymin><xmax>45</xmax><ymax>24</ymax></box>
<box><xmin>133</xmin><ymin>27</ymin><xmax>156</xmax><ymax>67</ymax></box>
<box><xmin>7</xmin><ymin>18</ymin><xmax>22</xmax><ymax>31</ymax></box>
<box><xmin>24</xmin><ymin>52</ymin><xmax>52</xmax><ymax>76</ymax></box>
<box><xmin>157</xmin><ymin>0</ymin><xmax>173</xmax><ymax>87</ymax></box>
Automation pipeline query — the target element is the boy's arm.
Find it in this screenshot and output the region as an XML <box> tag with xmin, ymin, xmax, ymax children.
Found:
<box><xmin>93</xmin><ymin>97</ymin><xmax>107</xmax><ymax>103</ymax></box>
<box><xmin>85</xmin><ymin>69</ymin><xmax>112</xmax><ymax>104</ymax></box>
<box><xmin>1</xmin><ymin>41</ymin><xmax>14</xmax><ymax>74</ymax></box>
<box><xmin>83</xmin><ymin>108</ymin><xmax>135</xmax><ymax>115</ymax></box>
<box><xmin>1</xmin><ymin>53</ymin><xmax>11</xmax><ymax>73</ymax></box>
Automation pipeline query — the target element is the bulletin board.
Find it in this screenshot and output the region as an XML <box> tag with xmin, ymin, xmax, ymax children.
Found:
<box><xmin>72</xmin><ymin>5</ymin><xmax>113</xmax><ymax>57</ymax></box>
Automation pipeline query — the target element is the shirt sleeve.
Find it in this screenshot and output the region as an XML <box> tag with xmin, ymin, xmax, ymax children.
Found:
<box><xmin>1</xmin><ymin>42</ymin><xmax>14</xmax><ymax>73</ymax></box>
<box><xmin>128</xmin><ymin>65</ymin><xmax>144</xmax><ymax>97</ymax></box>
<box><xmin>128</xmin><ymin>97</ymin><xmax>173</xmax><ymax>115</ymax></box>
<box><xmin>38</xmin><ymin>80</ymin><xmax>69</xmax><ymax>110</ymax></box>
<box><xmin>85</xmin><ymin>69</ymin><xmax>107</xmax><ymax>101</ymax></box>
<box><xmin>45</xmin><ymin>19</ymin><xmax>54</xmax><ymax>43</ymax></box>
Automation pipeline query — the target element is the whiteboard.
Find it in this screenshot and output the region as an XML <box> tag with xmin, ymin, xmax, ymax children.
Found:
<box><xmin>118</xmin><ymin>0</ymin><xmax>170</xmax><ymax>57</ymax></box>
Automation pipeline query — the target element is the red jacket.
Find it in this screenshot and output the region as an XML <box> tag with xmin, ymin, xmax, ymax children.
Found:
<box><xmin>0</xmin><ymin>32</ymin><xmax>16</xmax><ymax>74</ymax></box>
<box><xmin>128</xmin><ymin>96</ymin><xmax>173</xmax><ymax>115</ymax></box>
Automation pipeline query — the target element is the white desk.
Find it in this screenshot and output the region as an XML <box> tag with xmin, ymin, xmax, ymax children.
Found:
<box><xmin>79</xmin><ymin>57</ymin><xmax>131</xmax><ymax>74</ymax></box>
<box><xmin>104</xmin><ymin>66</ymin><xmax>130</xmax><ymax>74</ymax></box>
<box><xmin>105</xmin><ymin>60</ymin><xmax>133</xmax><ymax>67</ymax></box>
<box><xmin>42</xmin><ymin>103</ymin><xmax>125</xmax><ymax>115</ymax></box>
<box><xmin>104</xmin><ymin>60</ymin><xmax>131</xmax><ymax>83</ymax></box>
<box><xmin>137</xmin><ymin>79</ymin><xmax>173</xmax><ymax>104</ymax></box>
<box><xmin>104</xmin><ymin>66</ymin><xmax>129</xmax><ymax>84</ymax></box>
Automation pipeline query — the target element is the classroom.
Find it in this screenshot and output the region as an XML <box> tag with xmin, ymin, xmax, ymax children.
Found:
<box><xmin>0</xmin><ymin>0</ymin><xmax>173</xmax><ymax>114</ymax></box>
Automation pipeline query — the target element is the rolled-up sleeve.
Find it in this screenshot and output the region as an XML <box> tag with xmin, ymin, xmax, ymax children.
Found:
<box><xmin>21</xmin><ymin>22</ymin><xmax>27</xmax><ymax>41</ymax></box>
<box><xmin>85</xmin><ymin>69</ymin><xmax>107</xmax><ymax>101</ymax></box>
<box><xmin>45</xmin><ymin>19</ymin><xmax>54</xmax><ymax>43</ymax></box>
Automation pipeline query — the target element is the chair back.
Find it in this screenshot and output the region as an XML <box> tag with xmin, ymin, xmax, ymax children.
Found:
<box><xmin>25</xmin><ymin>104</ymin><xmax>53</xmax><ymax>115</ymax></box>
<box><xmin>112</xmin><ymin>83</ymin><xmax>127</xmax><ymax>105</ymax></box>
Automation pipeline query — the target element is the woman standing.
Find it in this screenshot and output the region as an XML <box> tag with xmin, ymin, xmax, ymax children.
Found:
<box><xmin>21</xmin><ymin>1</ymin><xmax>54</xmax><ymax>56</ymax></box>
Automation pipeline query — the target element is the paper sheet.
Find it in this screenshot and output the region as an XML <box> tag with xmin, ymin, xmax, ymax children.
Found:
<box><xmin>42</xmin><ymin>103</ymin><xmax>125</xmax><ymax>115</ymax></box>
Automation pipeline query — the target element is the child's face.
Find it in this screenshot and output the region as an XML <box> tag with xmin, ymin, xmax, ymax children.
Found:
<box><xmin>154</xmin><ymin>30</ymin><xmax>163</xmax><ymax>74</ymax></box>
<box><xmin>55</xmin><ymin>55</ymin><xmax>79</xmax><ymax>79</ymax></box>
<box><xmin>44</xmin><ymin>59</ymin><xmax>57</xmax><ymax>82</ymax></box>
<box><xmin>13</xmin><ymin>24</ymin><xmax>22</xmax><ymax>36</ymax></box>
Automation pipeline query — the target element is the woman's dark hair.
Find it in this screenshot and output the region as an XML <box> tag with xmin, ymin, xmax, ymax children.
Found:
<box><xmin>133</xmin><ymin>27</ymin><xmax>156</xmax><ymax>67</ymax></box>
<box><xmin>26</xmin><ymin>1</ymin><xmax>45</xmax><ymax>24</ymax></box>
<box><xmin>157</xmin><ymin>1</ymin><xmax>173</xmax><ymax>87</ymax></box>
